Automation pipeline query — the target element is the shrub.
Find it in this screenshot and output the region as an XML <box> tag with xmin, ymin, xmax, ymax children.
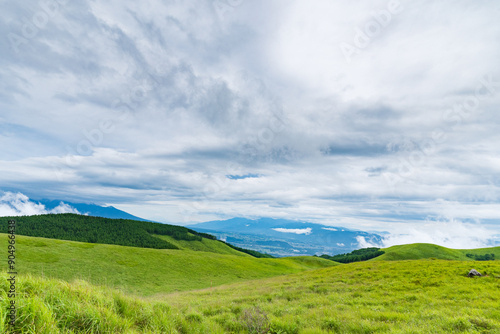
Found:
<box><xmin>319</xmin><ymin>248</ymin><xmax>385</xmax><ymax>263</ymax></box>
<box><xmin>239</xmin><ymin>306</ymin><xmax>269</xmax><ymax>334</ymax></box>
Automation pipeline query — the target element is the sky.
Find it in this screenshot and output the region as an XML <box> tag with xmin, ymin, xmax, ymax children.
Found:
<box><xmin>1</xmin><ymin>0</ymin><xmax>500</xmax><ymax>247</ymax></box>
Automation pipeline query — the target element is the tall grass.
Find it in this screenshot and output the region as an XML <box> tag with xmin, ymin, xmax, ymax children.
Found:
<box><xmin>2</xmin><ymin>259</ymin><xmax>500</xmax><ymax>333</ymax></box>
<box><xmin>160</xmin><ymin>259</ymin><xmax>500</xmax><ymax>333</ymax></box>
<box><xmin>0</xmin><ymin>272</ymin><xmax>223</xmax><ymax>333</ymax></box>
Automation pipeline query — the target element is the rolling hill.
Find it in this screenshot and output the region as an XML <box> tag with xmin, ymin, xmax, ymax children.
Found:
<box><xmin>374</xmin><ymin>243</ymin><xmax>500</xmax><ymax>261</ymax></box>
<box><xmin>0</xmin><ymin>214</ymin><xmax>274</xmax><ymax>258</ymax></box>
<box><xmin>0</xmin><ymin>233</ymin><xmax>335</xmax><ymax>296</ymax></box>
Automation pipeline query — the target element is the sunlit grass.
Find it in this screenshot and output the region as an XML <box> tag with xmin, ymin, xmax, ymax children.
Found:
<box><xmin>159</xmin><ymin>259</ymin><xmax>500</xmax><ymax>333</ymax></box>
<box><xmin>2</xmin><ymin>259</ymin><xmax>499</xmax><ymax>333</ymax></box>
<box><xmin>375</xmin><ymin>243</ymin><xmax>500</xmax><ymax>261</ymax></box>
<box><xmin>2</xmin><ymin>234</ymin><xmax>500</xmax><ymax>333</ymax></box>
<box><xmin>0</xmin><ymin>233</ymin><xmax>334</xmax><ymax>296</ymax></box>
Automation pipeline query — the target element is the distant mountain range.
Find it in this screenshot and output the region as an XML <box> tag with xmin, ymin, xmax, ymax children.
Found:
<box><xmin>189</xmin><ymin>217</ymin><xmax>384</xmax><ymax>257</ymax></box>
<box><xmin>36</xmin><ymin>199</ymin><xmax>151</xmax><ymax>221</ymax></box>
<box><xmin>29</xmin><ymin>199</ymin><xmax>384</xmax><ymax>257</ymax></box>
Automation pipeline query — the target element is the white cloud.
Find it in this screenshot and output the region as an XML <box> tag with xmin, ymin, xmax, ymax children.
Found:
<box><xmin>272</xmin><ymin>227</ymin><xmax>312</xmax><ymax>235</ymax></box>
<box><xmin>356</xmin><ymin>236</ymin><xmax>382</xmax><ymax>249</ymax></box>
<box><xmin>322</xmin><ymin>227</ymin><xmax>338</xmax><ymax>231</ymax></box>
<box><xmin>0</xmin><ymin>192</ymin><xmax>80</xmax><ymax>216</ymax></box>
<box><xmin>381</xmin><ymin>220</ymin><xmax>498</xmax><ymax>249</ymax></box>
<box><xmin>0</xmin><ymin>0</ymin><xmax>499</xmax><ymax>241</ymax></box>
<box><xmin>0</xmin><ymin>192</ymin><xmax>46</xmax><ymax>216</ymax></box>
<box><xmin>357</xmin><ymin>219</ymin><xmax>499</xmax><ymax>249</ymax></box>
<box><xmin>49</xmin><ymin>202</ymin><xmax>81</xmax><ymax>214</ymax></box>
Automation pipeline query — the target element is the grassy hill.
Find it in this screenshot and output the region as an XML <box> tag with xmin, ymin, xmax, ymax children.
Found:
<box><xmin>373</xmin><ymin>243</ymin><xmax>500</xmax><ymax>261</ymax></box>
<box><xmin>0</xmin><ymin>214</ymin><xmax>273</xmax><ymax>258</ymax></box>
<box><xmin>0</xmin><ymin>233</ymin><xmax>335</xmax><ymax>296</ymax></box>
<box><xmin>3</xmin><ymin>259</ymin><xmax>500</xmax><ymax>333</ymax></box>
<box><xmin>153</xmin><ymin>233</ymin><xmax>251</xmax><ymax>256</ymax></box>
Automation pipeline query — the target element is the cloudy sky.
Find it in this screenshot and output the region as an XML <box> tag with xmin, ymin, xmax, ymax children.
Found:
<box><xmin>1</xmin><ymin>0</ymin><xmax>500</xmax><ymax>246</ymax></box>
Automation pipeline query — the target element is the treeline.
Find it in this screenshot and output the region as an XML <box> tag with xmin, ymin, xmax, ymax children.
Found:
<box><xmin>0</xmin><ymin>214</ymin><xmax>215</xmax><ymax>250</ymax></box>
<box><xmin>319</xmin><ymin>247</ymin><xmax>385</xmax><ymax>263</ymax></box>
<box><xmin>466</xmin><ymin>253</ymin><xmax>495</xmax><ymax>261</ymax></box>
<box><xmin>1</xmin><ymin>214</ymin><xmax>270</xmax><ymax>257</ymax></box>
<box><xmin>221</xmin><ymin>241</ymin><xmax>274</xmax><ymax>258</ymax></box>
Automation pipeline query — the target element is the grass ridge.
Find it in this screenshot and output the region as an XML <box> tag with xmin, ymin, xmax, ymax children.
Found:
<box><xmin>374</xmin><ymin>243</ymin><xmax>500</xmax><ymax>261</ymax></box>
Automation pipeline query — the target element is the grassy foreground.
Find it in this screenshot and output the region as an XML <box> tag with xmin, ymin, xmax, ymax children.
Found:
<box><xmin>2</xmin><ymin>259</ymin><xmax>500</xmax><ymax>333</ymax></box>
<box><xmin>0</xmin><ymin>234</ymin><xmax>334</xmax><ymax>296</ymax></box>
<box><xmin>160</xmin><ymin>259</ymin><xmax>500</xmax><ymax>333</ymax></box>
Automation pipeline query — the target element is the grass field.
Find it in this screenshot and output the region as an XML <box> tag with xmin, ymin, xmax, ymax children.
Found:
<box><xmin>152</xmin><ymin>233</ymin><xmax>251</xmax><ymax>256</ymax></box>
<box><xmin>2</xmin><ymin>232</ymin><xmax>500</xmax><ymax>333</ymax></box>
<box><xmin>2</xmin><ymin>259</ymin><xmax>499</xmax><ymax>333</ymax></box>
<box><xmin>161</xmin><ymin>259</ymin><xmax>500</xmax><ymax>333</ymax></box>
<box><xmin>375</xmin><ymin>243</ymin><xmax>500</xmax><ymax>261</ymax></box>
<box><xmin>0</xmin><ymin>233</ymin><xmax>335</xmax><ymax>296</ymax></box>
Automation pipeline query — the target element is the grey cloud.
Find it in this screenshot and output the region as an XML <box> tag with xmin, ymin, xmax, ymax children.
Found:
<box><xmin>1</xmin><ymin>0</ymin><xmax>499</xmax><ymax>245</ymax></box>
<box><xmin>321</xmin><ymin>143</ymin><xmax>388</xmax><ymax>157</ymax></box>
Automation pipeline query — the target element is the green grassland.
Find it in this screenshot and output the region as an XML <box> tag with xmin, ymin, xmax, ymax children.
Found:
<box><xmin>0</xmin><ymin>233</ymin><xmax>335</xmax><ymax>296</ymax></box>
<box><xmin>2</xmin><ymin>230</ymin><xmax>500</xmax><ymax>333</ymax></box>
<box><xmin>2</xmin><ymin>259</ymin><xmax>499</xmax><ymax>333</ymax></box>
<box><xmin>152</xmin><ymin>233</ymin><xmax>250</xmax><ymax>256</ymax></box>
<box><xmin>374</xmin><ymin>243</ymin><xmax>500</xmax><ymax>261</ymax></box>
<box><xmin>161</xmin><ymin>259</ymin><xmax>500</xmax><ymax>334</ymax></box>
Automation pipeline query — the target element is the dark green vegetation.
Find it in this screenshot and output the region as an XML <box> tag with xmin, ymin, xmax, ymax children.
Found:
<box><xmin>466</xmin><ymin>253</ymin><xmax>495</xmax><ymax>261</ymax></box>
<box><xmin>319</xmin><ymin>247</ymin><xmax>385</xmax><ymax>263</ymax></box>
<box><xmin>0</xmin><ymin>234</ymin><xmax>335</xmax><ymax>296</ymax></box>
<box><xmin>2</xmin><ymin>259</ymin><xmax>500</xmax><ymax>333</ymax></box>
<box><xmin>0</xmin><ymin>214</ymin><xmax>195</xmax><ymax>249</ymax></box>
<box><xmin>0</xmin><ymin>214</ymin><xmax>269</xmax><ymax>258</ymax></box>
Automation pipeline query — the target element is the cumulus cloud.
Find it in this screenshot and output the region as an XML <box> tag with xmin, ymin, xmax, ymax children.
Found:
<box><xmin>0</xmin><ymin>192</ymin><xmax>80</xmax><ymax>216</ymax></box>
<box><xmin>272</xmin><ymin>228</ymin><xmax>312</xmax><ymax>235</ymax></box>
<box><xmin>357</xmin><ymin>219</ymin><xmax>499</xmax><ymax>249</ymax></box>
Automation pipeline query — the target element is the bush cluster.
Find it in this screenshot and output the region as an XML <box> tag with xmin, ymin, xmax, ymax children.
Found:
<box><xmin>466</xmin><ymin>253</ymin><xmax>495</xmax><ymax>261</ymax></box>
<box><xmin>319</xmin><ymin>247</ymin><xmax>385</xmax><ymax>263</ymax></box>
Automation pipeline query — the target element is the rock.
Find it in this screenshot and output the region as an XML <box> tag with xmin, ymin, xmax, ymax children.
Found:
<box><xmin>467</xmin><ymin>269</ymin><xmax>482</xmax><ymax>277</ymax></box>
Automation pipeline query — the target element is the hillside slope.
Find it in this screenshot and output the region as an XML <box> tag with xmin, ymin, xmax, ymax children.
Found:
<box><xmin>153</xmin><ymin>234</ymin><xmax>251</xmax><ymax>256</ymax></box>
<box><xmin>0</xmin><ymin>233</ymin><xmax>335</xmax><ymax>296</ymax></box>
<box><xmin>3</xmin><ymin>259</ymin><xmax>499</xmax><ymax>333</ymax></box>
<box><xmin>160</xmin><ymin>259</ymin><xmax>500</xmax><ymax>333</ymax></box>
<box><xmin>373</xmin><ymin>243</ymin><xmax>500</xmax><ymax>261</ymax></box>
<box><xmin>0</xmin><ymin>214</ymin><xmax>270</xmax><ymax>257</ymax></box>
